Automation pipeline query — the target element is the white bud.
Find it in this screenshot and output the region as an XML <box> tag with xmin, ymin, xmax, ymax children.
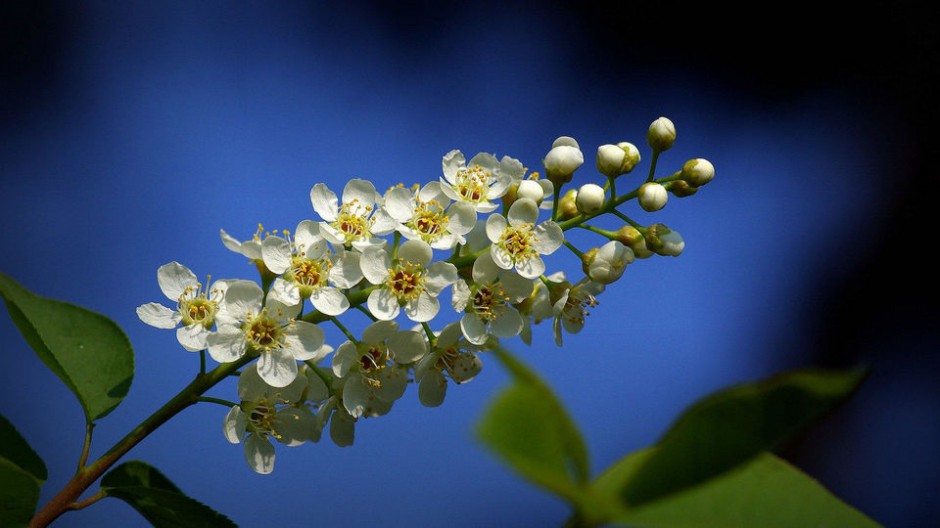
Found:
<box><xmin>596</xmin><ymin>144</ymin><xmax>625</xmax><ymax>178</ymax></box>
<box><xmin>575</xmin><ymin>183</ymin><xmax>605</xmax><ymax>214</ymax></box>
<box><xmin>638</xmin><ymin>182</ymin><xmax>668</xmax><ymax>212</ymax></box>
<box><xmin>544</xmin><ymin>138</ymin><xmax>584</xmax><ymax>185</ymax></box>
<box><xmin>516</xmin><ymin>179</ymin><xmax>545</xmax><ymax>204</ymax></box>
<box><xmin>659</xmin><ymin>230</ymin><xmax>685</xmax><ymax>256</ymax></box>
<box><xmin>587</xmin><ymin>240</ymin><xmax>635</xmax><ymax>284</ymax></box>
<box><xmin>646</xmin><ymin>117</ymin><xmax>676</xmax><ymax>152</ymax></box>
<box><xmin>681</xmin><ymin>158</ymin><xmax>715</xmax><ymax>187</ymax></box>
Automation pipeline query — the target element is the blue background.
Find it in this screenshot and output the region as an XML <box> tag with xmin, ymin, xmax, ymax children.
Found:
<box><xmin>1</xmin><ymin>2</ymin><xmax>938</xmax><ymax>527</ymax></box>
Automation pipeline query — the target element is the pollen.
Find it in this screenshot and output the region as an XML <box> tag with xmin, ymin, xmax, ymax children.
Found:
<box><xmin>455</xmin><ymin>164</ymin><xmax>492</xmax><ymax>203</ymax></box>
<box><xmin>245</xmin><ymin>310</ymin><xmax>283</xmax><ymax>351</ymax></box>
<box><xmin>410</xmin><ymin>200</ymin><xmax>449</xmax><ymax>242</ymax></box>
<box><xmin>500</xmin><ymin>223</ymin><xmax>536</xmax><ymax>263</ymax></box>
<box><xmin>387</xmin><ymin>261</ymin><xmax>425</xmax><ymax>302</ymax></box>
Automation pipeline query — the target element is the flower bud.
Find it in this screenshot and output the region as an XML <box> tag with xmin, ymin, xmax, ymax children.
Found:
<box><xmin>617</xmin><ymin>142</ymin><xmax>641</xmax><ymax>173</ymax></box>
<box><xmin>580</xmin><ymin>247</ymin><xmax>599</xmax><ymax>276</ymax></box>
<box><xmin>516</xmin><ymin>179</ymin><xmax>545</xmax><ymax>204</ymax></box>
<box><xmin>646</xmin><ymin>117</ymin><xmax>676</xmax><ymax>152</ymax></box>
<box><xmin>638</xmin><ymin>182</ymin><xmax>668</xmax><ymax>212</ymax></box>
<box><xmin>615</xmin><ymin>225</ymin><xmax>653</xmax><ymax>259</ymax></box>
<box><xmin>666</xmin><ymin>180</ymin><xmax>699</xmax><ymax>197</ymax></box>
<box><xmin>543</xmin><ymin>137</ymin><xmax>584</xmax><ymax>185</ymax></box>
<box><xmin>585</xmin><ymin>240</ymin><xmax>634</xmax><ymax>284</ymax></box>
<box><xmin>575</xmin><ymin>183</ymin><xmax>605</xmax><ymax>214</ymax></box>
<box><xmin>644</xmin><ymin>223</ymin><xmax>685</xmax><ymax>257</ymax></box>
<box><xmin>596</xmin><ymin>142</ymin><xmax>642</xmax><ymax>179</ymax></box>
<box><xmin>558</xmin><ymin>189</ymin><xmax>579</xmax><ymax>219</ymax></box>
<box><xmin>681</xmin><ymin>158</ymin><xmax>715</xmax><ymax>187</ymax></box>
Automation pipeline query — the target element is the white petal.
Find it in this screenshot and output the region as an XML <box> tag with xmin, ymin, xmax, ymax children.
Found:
<box><xmin>176</xmin><ymin>324</ymin><xmax>209</xmax><ymax>352</ymax></box>
<box><xmin>219</xmin><ymin>280</ymin><xmax>264</xmax><ymax>319</ymax></box>
<box><xmin>220</xmin><ymin>229</ymin><xmax>243</xmax><ymax>254</ymax></box>
<box><xmin>275</xmin><ymin>407</ymin><xmax>317</xmax><ymax>446</ymax></box>
<box><xmin>490</xmin><ymin>308</ymin><xmax>524</xmax><ymax>338</ymax></box>
<box><xmin>439</xmin><ymin>181</ymin><xmax>462</xmax><ymax>202</ymax></box>
<box><xmin>283</xmin><ymin>321</ymin><xmax>326</xmax><ymax>361</ymax></box>
<box><xmin>397</xmin><ymin>239</ymin><xmax>432</xmax><ymax>268</ymax></box>
<box><xmin>486</xmin><ymin>173</ymin><xmax>512</xmax><ymax>200</ymax></box>
<box><xmin>451</xmin><ymin>280</ymin><xmax>470</xmax><ymax>312</ymax></box>
<box><xmin>310</xmin><ymin>183</ymin><xmax>339</xmax><ymax>222</ymax></box>
<box><xmin>157</xmin><ymin>262</ymin><xmax>197</xmax><ymax>301</ymax></box>
<box><xmin>329</xmin><ymin>408</ymin><xmax>356</xmax><ymax>447</ymax></box>
<box><xmin>388</xmin><ymin>330</ymin><xmax>428</xmax><ymax>364</ymax></box>
<box><xmin>304</xmin><ymin>366</ymin><xmax>330</xmax><ymax>402</ymax></box>
<box><xmin>244</xmin><ymin>434</ymin><xmax>275</xmax><ymax>474</ymax></box>
<box><xmin>310</xmin><ymin>287</ymin><xmax>349</xmax><ymax>316</ymax></box>
<box><xmin>206</xmin><ymin>327</ymin><xmax>247</xmax><ymax>363</ymax></box>
<box><xmin>460</xmin><ymin>313</ymin><xmax>488</xmax><ymax>346</ymax></box>
<box><xmin>370</xmin><ymin>207</ymin><xmax>399</xmax><ymax>237</ymax></box>
<box><xmin>257</xmin><ymin>348</ymin><xmax>299</xmax><ymax>388</ymax></box>
<box><xmin>507</xmin><ymin>198</ymin><xmax>539</xmax><ymax>225</ymax></box>
<box><xmin>332</xmin><ymin>340</ymin><xmax>359</xmax><ymax>378</ymax></box>
<box><xmin>515</xmin><ymin>255</ymin><xmax>546</xmax><ymax>279</ymax></box>
<box><xmin>360</xmin><ymin>246</ymin><xmax>390</xmax><ymax>285</ymax></box>
<box><xmin>136</xmin><ymin>303</ymin><xmax>181</xmax><ymax>329</ymax></box>
<box><xmin>293</xmin><ymin>220</ymin><xmax>324</xmax><ymax>256</ymax></box>
<box><xmin>404</xmin><ymin>292</ymin><xmax>439</xmax><ymax>322</ymax></box>
<box><xmin>342</xmin><ymin>179</ymin><xmax>377</xmax><ymax>215</ymax></box>
<box><xmin>269</xmin><ymin>278</ymin><xmax>301</xmax><ymax>307</ymax></box>
<box><xmin>330</xmin><ymin>251</ymin><xmax>363</xmax><ymax>288</ymax></box>
<box><xmin>532</xmin><ymin>221</ymin><xmax>564</xmax><ymax>255</ymax></box>
<box><xmin>374</xmin><ymin>367</ymin><xmax>408</xmax><ymax>402</ymax></box>
<box><xmin>499</xmin><ymin>270</ymin><xmax>534</xmax><ymax>302</ymax></box>
<box><xmin>362</xmin><ymin>320</ymin><xmax>399</xmax><ymax>344</ymax></box>
<box><xmin>223</xmin><ymin>406</ymin><xmax>246</xmax><ymax>444</ymax></box>
<box><xmin>343</xmin><ymin>374</ymin><xmax>371</xmax><ymax>418</ymax></box>
<box><xmin>261</xmin><ymin>236</ymin><xmax>292</xmax><ymax>275</ymax></box>
<box><xmin>264</xmin><ymin>295</ymin><xmax>301</xmax><ymax>323</ymax></box>
<box><xmin>384</xmin><ymin>186</ymin><xmax>416</xmax><ymax>222</ymax></box>
<box><xmin>449</xmin><ymin>353</ymin><xmax>483</xmax><ymax>383</ymax></box>
<box><xmin>485</xmin><ymin>213</ymin><xmax>507</xmax><ymax>243</ymax></box>
<box><xmin>418</xmin><ymin>181</ymin><xmax>447</xmax><ymax>203</ymax></box>
<box><xmin>418</xmin><ymin>370</ymin><xmax>447</xmax><ymax>407</ymax></box>
<box><xmin>237</xmin><ymin>362</ymin><xmax>268</xmax><ymax>400</ymax></box>
<box><xmin>368</xmin><ymin>289</ymin><xmax>400</xmax><ymax>320</ymax></box>
<box><xmin>441</xmin><ymin>149</ymin><xmax>466</xmax><ymax>183</ymax></box>
<box><xmin>318</xmin><ymin>222</ymin><xmax>345</xmax><ymax>246</ymax></box>
<box><xmin>490</xmin><ymin>245</ymin><xmax>514</xmax><ymax>270</ymax></box>
<box><xmin>424</xmin><ymin>262</ymin><xmax>458</xmax><ymax>295</ymax></box>
<box><xmin>446</xmin><ymin>201</ymin><xmax>476</xmax><ymax>235</ymax></box>
<box><xmin>471</xmin><ymin>251</ymin><xmax>500</xmax><ymax>284</ymax></box>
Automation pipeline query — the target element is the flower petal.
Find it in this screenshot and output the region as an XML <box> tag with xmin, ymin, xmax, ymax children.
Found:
<box><xmin>362</xmin><ymin>320</ymin><xmax>399</xmax><ymax>344</ymax></box>
<box><xmin>310</xmin><ymin>287</ymin><xmax>349</xmax><ymax>316</ymax></box>
<box><xmin>388</xmin><ymin>330</ymin><xmax>428</xmax><ymax>364</ymax></box>
<box><xmin>157</xmin><ymin>262</ymin><xmax>197</xmax><ymax>301</ymax></box>
<box><xmin>294</xmin><ymin>220</ymin><xmax>324</xmax><ymax>256</ymax></box>
<box><xmin>515</xmin><ymin>255</ymin><xmax>546</xmax><ymax>279</ymax></box>
<box><xmin>397</xmin><ymin>239</ymin><xmax>432</xmax><ymax>268</ymax></box>
<box><xmin>261</xmin><ymin>236</ymin><xmax>292</xmax><ymax>275</ymax></box>
<box><xmin>441</xmin><ymin>149</ymin><xmax>465</xmax><ymax>183</ymax></box>
<box><xmin>176</xmin><ymin>324</ymin><xmax>209</xmax><ymax>352</ymax></box>
<box><xmin>219</xmin><ymin>280</ymin><xmax>264</xmax><ymax>319</ymax></box>
<box><xmin>507</xmin><ymin>198</ymin><xmax>539</xmax><ymax>225</ymax></box>
<box><xmin>283</xmin><ymin>321</ymin><xmax>326</xmax><ymax>362</ymax></box>
<box><xmin>384</xmin><ymin>186</ymin><xmax>415</xmax><ymax>223</ymax></box>
<box><xmin>446</xmin><ymin>200</ymin><xmax>477</xmax><ymax>235</ymax></box>
<box><xmin>532</xmin><ymin>221</ymin><xmax>564</xmax><ymax>255</ymax></box>
<box><xmin>330</xmin><ymin>250</ymin><xmax>363</xmax><ymax>288</ymax></box>
<box><xmin>276</xmin><ymin>407</ymin><xmax>318</xmax><ymax>446</ymax></box>
<box><xmin>367</xmin><ymin>288</ymin><xmax>399</xmax><ymax>321</ymax></box>
<box><xmin>343</xmin><ymin>374</ymin><xmax>370</xmax><ymax>418</ymax></box>
<box><xmin>424</xmin><ymin>262</ymin><xmax>458</xmax><ymax>295</ymax></box>
<box><xmin>332</xmin><ymin>340</ymin><xmax>359</xmax><ymax>378</ymax></box>
<box><xmin>485</xmin><ymin>213</ymin><xmax>507</xmax><ymax>243</ymax></box>
<box><xmin>269</xmin><ymin>277</ymin><xmax>301</xmax><ymax>306</ymax></box>
<box><xmin>404</xmin><ymin>292</ymin><xmax>439</xmax><ymax>322</ymax></box>
<box><xmin>360</xmin><ymin>246</ymin><xmax>390</xmax><ymax>285</ymax></box>
<box><xmin>310</xmin><ymin>183</ymin><xmax>339</xmax><ymax>222</ymax></box>
<box><xmin>490</xmin><ymin>308</ymin><xmax>524</xmax><ymax>338</ymax></box>
<box><xmin>257</xmin><ymin>348</ymin><xmax>299</xmax><ymax>388</ymax></box>
<box><xmin>206</xmin><ymin>326</ymin><xmax>247</xmax><ymax>363</ymax></box>
<box><xmin>136</xmin><ymin>302</ymin><xmax>181</xmax><ymax>329</ymax></box>
<box><xmin>244</xmin><ymin>434</ymin><xmax>275</xmax><ymax>474</ymax></box>
<box><xmin>342</xmin><ymin>179</ymin><xmax>378</xmax><ymax>215</ymax></box>
<box><xmin>460</xmin><ymin>313</ymin><xmax>489</xmax><ymax>346</ymax></box>
<box><xmin>223</xmin><ymin>406</ymin><xmax>246</xmax><ymax>444</ymax></box>
<box><xmin>418</xmin><ymin>370</ymin><xmax>447</xmax><ymax>407</ymax></box>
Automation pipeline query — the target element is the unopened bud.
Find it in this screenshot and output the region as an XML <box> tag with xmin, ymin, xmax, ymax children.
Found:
<box><xmin>615</xmin><ymin>225</ymin><xmax>653</xmax><ymax>259</ymax></box>
<box><xmin>586</xmin><ymin>240</ymin><xmax>634</xmax><ymax>284</ymax></box>
<box><xmin>580</xmin><ymin>247</ymin><xmax>599</xmax><ymax>276</ymax></box>
<box><xmin>644</xmin><ymin>223</ymin><xmax>685</xmax><ymax>257</ymax></box>
<box><xmin>543</xmin><ymin>137</ymin><xmax>584</xmax><ymax>185</ymax></box>
<box><xmin>596</xmin><ymin>142</ymin><xmax>640</xmax><ymax>178</ymax></box>
<box><xmin>516</xmin><ymin>179</ymin><xmax>545</xmax><ymax>204</ymax></box>
<box><xmin>666</xmin><ymin>180</ymin><xmax>699</xmax><ymax>197</ymax></box>
<box><xmin>576</xmin><ymin>183</ymin><xmax>606</xmax><ymax>214</ymax></box>
<box><xmin>646</xmin><ymin>117</ymin><xmax>676</xmax><ymax>152</ymax></box>
<box><xmin>558</xmin><ymin>189</ymin><xmax>579</xmax><ymax>219</ymax></box>
<box><xmin>681</xmin><ymin>158</ymin><xmax>715</xmax><ymax>187</ymax></box>
<box><xmin>638</xmin><ymin>182</ymin><xmax>668</xmax><ymax>212</ymax></box>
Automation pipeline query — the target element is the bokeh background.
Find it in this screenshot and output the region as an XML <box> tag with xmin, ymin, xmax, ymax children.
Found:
<box><xmin>2</xmin><ymin>2</ymin><xmax>938</xmax><ymax>527</ymax></box>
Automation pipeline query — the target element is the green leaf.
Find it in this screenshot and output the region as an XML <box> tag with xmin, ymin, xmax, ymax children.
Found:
<box><xmin>619</xmin><ymin>367</ymin><xmax>868</xmax><ymax>507</ymax></box>
<box><xmin>475</xmin><ymin>347</ymin><xmax>591</xmax><ymax>504</ymax></box>
<box><xmin>0</xmin><ymin>414</ymin><xmax>47</xmax><ymax>483</ymax></box>
<box><xmin>101</xmin><ymin>461</ymin><xmax>237</xmax><ymax>528</ymax></box>
<box><xmin>0</xmin><ymin>458</ymin><xmax>41</xmax><ymax>528</ymax></box>
<box><xmin>0</xmin><ymin>272</ymin><xmax>134</xmax><ymax>422</ymax></box>
<box><xmin>595</xmin><ymin>450</ymin><xmax>881</xmax><ymax>528</ymax></box>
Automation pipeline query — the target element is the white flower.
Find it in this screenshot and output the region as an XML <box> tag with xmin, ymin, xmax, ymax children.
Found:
<box><xmin>261</xmin><ymin>219</ymin><xmax>360</xmax><ymax>316</ymax></box>
<box><xmin>331</xmin><ymin>320</ymin><xmax>428</xmax><ymax>418</ymax></box>
<box><xmin>485</xmin><ymin>198</ymin><xmax>564</xmax><ymax>279</ymax></box>
<box><xmin>360</xmin><ymin>239</ymin><xmax>458</xmax><ymax>322</ymax></box>
<box><xmin>223</xmin><ymin>363</ymin><xmax>320</xmax><ymax>474</ymax></box>
<box><xmin>206</xmin><ymin>280</ymin><xmax>331</xmax><ymax>387</ymax></box>
<box><xmin>440</xmin><ymin>150</ymin><xmax>521</xmax><ymax>214</ymax></box>
<box><xmin>638</xmin><ymin>182</ymin><xmax>668</xmax><ymax>212</ymax></box>
<box><xmin>552</xmin><ymin>277</ymin><xmax>605</xmax><ymax>346</ymax></box>
<box><xmin>452</xmin><ymin>251</ymin><xmax>532</xmax><ymax>345</ymax></box>
<box><xmin>587</xmin><ymin>240</ymin><xmax>634</xmax><ymax>284</ymax></box>
<box><xmin>382</xmin><ymin>182</ymin><xmax>476</xmax><ymax>250</ymax></box>
<box><xmin>310</xmin><ymin>179</ymin><xmax>396</xmax><ymax>250</ymax></box>
<box><xmin>414</xmin><ymin>322</ymin><xmax>485</xmax><ymax>407</ymax></box>
<box><xmin>136</xmin><ymin>261</ymin><xmax>229</xmax><ymax>352</ymax></box>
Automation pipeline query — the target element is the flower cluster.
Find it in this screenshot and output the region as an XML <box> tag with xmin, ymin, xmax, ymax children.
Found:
<box><xmin>137</xmin><ymin>116</ymin><xmax>715</xmax><ymax>472</ymax></box>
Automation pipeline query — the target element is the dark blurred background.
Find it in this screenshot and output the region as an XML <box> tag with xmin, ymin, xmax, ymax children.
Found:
<box><xmin>1</xmin><ymin>2</ymin><xmax>938</xmax><ymax>527</ymax></box>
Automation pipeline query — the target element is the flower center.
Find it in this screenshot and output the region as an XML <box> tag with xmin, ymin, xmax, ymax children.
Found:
<box><xmin>387</xmin><ymin>261</ymin><xmax>425</xmax><ymax>302</ymax></box>
<box><xmin>331</xmin><ymin>200</ymin><xmax>372</xmax><ymax>244</ymax></box>
<box><xmin>499</xmin><ymin>223</ymin><xmax>536</xmax><ymax>263</ymax></box>
<box><xmin>177</xmin><ymin>280</ymin><xmax>220</xmax><ymax>328</ymax></box>
<box><xmin>244</xmin><ymin>311</ymin><xmax>284</xmax><ymax>352</ymax></box>
<box><xmin>455</xmin><ymin>165</ymin><xmax>491</xmax><ymax>203</ymax></box>
<box><xmin>290</xmin><ymin>257</ymin><xmax>331</xmax><ymax>295</ymax></box>
<box><xmin>562</xmin><ymin>289</ymin><xmax>599</xmax><ymax>327</ymax></box>
<box><xmin>471</xmin><ymin>284</ymin><xmax>508</xmax><ymax>322</ymax></box>
<box><xmin>358</xmin><ymin>344</ymin><xmax>390</xmax><ymax>387</ymax></box>
<box><xmin>409</xmin><ymin>200</ymin><xmax>449</xmax><ymax>242</ymax></box>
